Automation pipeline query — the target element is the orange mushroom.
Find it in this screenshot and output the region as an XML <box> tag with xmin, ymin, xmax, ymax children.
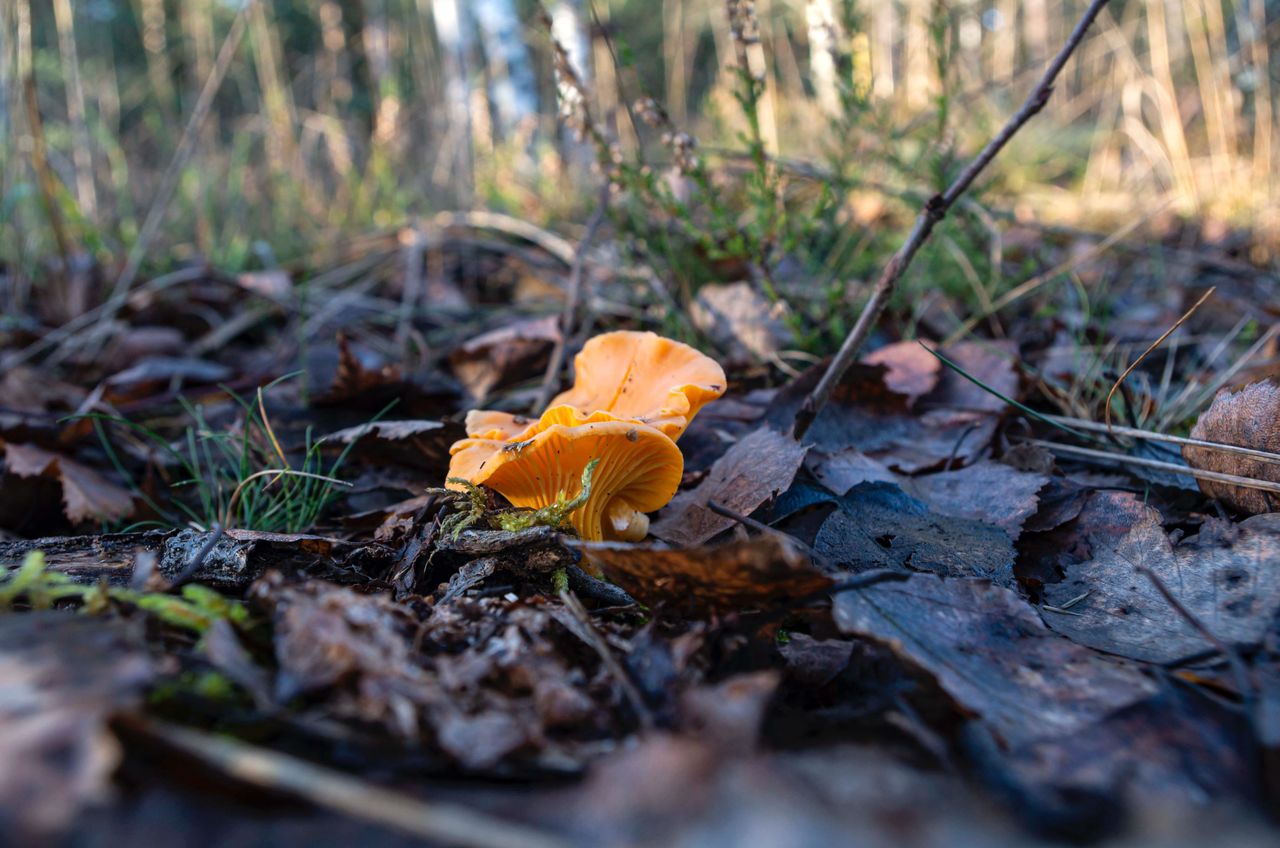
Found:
<box><xmin>446</xmin><ymin>331</ymin><xmax>725</xmax><ymax>541</ymax></box>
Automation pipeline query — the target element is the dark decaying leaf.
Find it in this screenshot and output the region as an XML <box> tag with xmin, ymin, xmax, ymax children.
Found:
<box><xmin>1015</xmin><ymin>489</ymin><xmax>1149</xmax><ymax>591</ymax></box>
<box><xmin>2</xmin><ymin>441</ymin><xmax>134</xmax><ymax>524</ymax></box>
<box><xmin>311</xmin><ymin>334</ymin><xmax>458</xmax><ymax>415</ymax></box>
<box><xmin>582</xmin><ymin>534</ymin><xmax>832</xmax><ymax>615</ymax></box>
<box><xmin>252</xmin><ymin>574</ymin><xmax>625</xmax><ymax>771</ymax></box>
<box><xmin>651</xmin><ymin>426</ymin><xmax>807</xmax><ymax>546</ymax></box>
<box><xmin>835</xmin><ymin>574</ymin><xmax>1255</xmax><ymax>819</ymax></box>
<box><xmin>815</xmin><ymin>482</ymin><xmax>1015</xmax><ymax>581</ymax></box>
<box><xmin>1042</xmin><ymin>508</ymin><xmax>1280</xmax><ymax>664</ymax></box>
<box><xmin>1183</xmin><ymin>379</ymin><xmax>1280</xmax><ymax>514</ymax></box>
<box><xmin>905</xmin><ymin>460</ymin><xmax>1049</xmax><ymax>538</ymax></box>
<box><xmin>834</xmin><ymin>574</ymin><xmax>1157</xmax><ymax>747</ymax></box>
<box><xmin>570</xmin><ymin>736</ymin><xmax>1032</xmax><ymax>848</ymax></box>
<box><xmin>0</xmin><ymin>613</ymin><xmax>155</xmax><ymax>836</ymax></box>
<box><xmin>448</xmin><ymin>315</ymin><xmax>560</xmax><ymax>401</ymax></box>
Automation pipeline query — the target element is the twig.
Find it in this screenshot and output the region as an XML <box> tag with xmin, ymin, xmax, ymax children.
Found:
<box><xmin>4</xmin><ymin>266</ymin><xmax>208</xmax><ymax>370</ymax></box>
<box><xmin>167</xmin><ymin>523</ymin><xmax>225</xmax><ymax>591</ymax></box>
<box><xmin>1044</xmin><ymin>414</ymin><xmax>1280</xmax><ymax>466</ymax></box>
<box><xmin>557</xmin><ymin>586</ymin><xmax>655</xmax><ymax>732</ymax></box>
<box><xmin>132</xmin><ymin>719</ymin><xmax>571</xmax><ymax>848</ymax></box>
<box><xmin>1104</xmin><ymin>287</ymin><xmax>1215</xmax><ymax>434</ymax></box>
<box><xmin>1021</xmin><ymin>437</ymin><xmax>1280</xmax><ymax>496</ymax></box>
<box><xmin>794</xmin><ymin>0</ymin><xmax>1112</xmax><ymax>439</ymax></box>
<box><xmin>534</xmin><ymin>183</ymin><xmax>610</xmax><ymax>412</ymax></box>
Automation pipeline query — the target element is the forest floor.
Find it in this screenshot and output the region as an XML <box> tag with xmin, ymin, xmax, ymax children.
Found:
<box><xmin>3</xmin><ymin>210</ymin><xmax>1280</xmax><ymax>847</ymax></box>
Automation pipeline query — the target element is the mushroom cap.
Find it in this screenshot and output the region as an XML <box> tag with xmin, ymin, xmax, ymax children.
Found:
<box><xmin>448</xmin><ymin>406</ymin><xmax>683</xmax><ymax>541</ymax></box>
<box><xmin>549</xmin><ymin>331</ymin><xmax>726</xmax><ymax>440</ymax></box>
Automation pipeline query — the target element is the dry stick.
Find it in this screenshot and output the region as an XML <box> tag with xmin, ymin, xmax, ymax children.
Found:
<box><xmin>1021</xmin><ymin>437</ymin><xmax>1280</xmax><ymax>497</ymax></box>
<box><xmin>135</xmin><ymin>719</ymin><xmax>571</xmax><ymax>848</ymax></box>
<box><xmin>533</xmin><ymin>183</ymin><xmax>611</xmax><ymax>413</ymax></box>
<box><xmin>5</xmin><ymin>266</ymin><xmax>207</xmax><ymax>369</ymax></box>
<box><xmin>1044</xmin><ymin>415</ymin><xmax>1280</xmax><ymax>467</ymax></box>
<box><xmin>794</xmin><ymin>0</ymin><xmax>1113</xmax><ymax>440</ymax></box>
<box><xmin>94</xmin><ymin>5</ymin><xmax>251</xmax><ymax>344</ymax></box>
<box><xmin>557</xmin><ymin>587</ymin><xmax>655</xmax><ymax>732</ymax></box>
<box><xmin>1103</xmin><ymin>286</ymin><xmax>1216</xmax><ymax>434</ymax></box>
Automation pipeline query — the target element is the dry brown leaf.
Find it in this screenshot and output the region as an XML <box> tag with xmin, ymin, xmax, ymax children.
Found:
<box><xmin>2</xmin><ymin>442</ymin><xmax>134</xmax><ymax>524</ymax></box>
<box><xmin>1183</xmin><ymin>379</ymin><xmax>1280</xmax><ymax>514</ymax></box>
<box><xmin>448</xmin><ymin>315</ymin><xmax>560</xmax><ymax>401</ymax></box>
<box><xmin>650</xmin><ymin>426</ymin><xmax>807</xmax><ymax>546</ymax></box>
<box><xmin>862</xmin><ymin>340</ymin><xmax>940</xmax><ymax>405</ymax></box>
<box><xmin>581</xmin><ymin>534</ymin><xmax>831</xmax><ymax>615</ymax></box>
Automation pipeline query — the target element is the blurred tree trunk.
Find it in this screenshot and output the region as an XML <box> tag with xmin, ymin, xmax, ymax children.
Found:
<box><xmin>550</xmin><ymin>0</ymin><xmax>593</xmax><ymax>168</ymax></box>
<box><xmin>430</xmin><ymin>0</ymin><xmax>475</xmax><ymax>201</ymax></box>
<box><xmin>805</xmin><ymin>0</ymin><xmax>841</xmax><ymax>116</ymax></box>
<box><xmin>471</xmin><ymin>0</ymin><xmax>539</xmax><ymax>139</ymax></box>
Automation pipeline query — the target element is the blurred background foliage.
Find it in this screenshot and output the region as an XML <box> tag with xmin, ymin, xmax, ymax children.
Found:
<box><xmin>1</xmin><ymin>0</ymin><xmax>1277</xmax><ymax>286</ymax></box>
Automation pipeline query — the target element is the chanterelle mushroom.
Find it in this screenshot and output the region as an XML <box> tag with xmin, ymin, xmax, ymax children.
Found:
<box><xmin>447</xmin><ymin>331</ymin><xmax>726</xmax><ymax>541</ymax></box>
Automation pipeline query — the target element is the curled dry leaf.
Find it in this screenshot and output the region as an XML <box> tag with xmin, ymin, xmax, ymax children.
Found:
<box><xmin>2</xmin><ymin>441</ymin><xmax>134</xmax><ymax>524</ymax></box>
<box><xmin>861</xmin><ymin>339</ymin><xmax>941</xmax><ymax>405</ymax></box>
<box><xmin>1183</xmin><ymin>379</ymin><xmax>1280</xmax><ymax>514</ymax></box>
<box><xmin>580</xmin><ymin>534</ymin><xmax>831</xmax><ymax>615</ymax></box>
<box><xmin>448</xmin><ymin>315</ymin><xmax>561</xmax><ymax>401</ymax></box>
<box><xmin>650</xmin><ymin>426</ymin><xmax>807</xmax><ymax>547</ymax></box>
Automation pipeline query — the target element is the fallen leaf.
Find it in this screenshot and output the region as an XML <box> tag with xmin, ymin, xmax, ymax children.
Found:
<box><xmin>0</xmin><ymin>613</ymin><xmax>155</xmax><ymax>836</ymax></box>
<box><xmin>833</xmin><ymin>574</ymin><xmax>1157</xmax><ymax>747</ymax></box>
<box><xmin>251</xmin><ymin>574</ymin><xmax>622</xmax><ymax>771</ymax></box>
<box><xmin>923</xmin><ymin>340</ymin><xmax>1020</xmax><ymax>413</ymax></box>
<box><xmin>804</xmin><ymin>446</ymin><xmax>896</xmax><ymax>496</ymax></box>
<box><xmin>862</xmin><ymin>340</ymin><xmax>940</xmax><ymax>405</ymax></box>
<box><xmin>905</xmin><ymin>461</ymin><xmax>1049</xmax><ymax>538</ymax></box>
<box><xmin>448</xmin><ymin>315</ymin><xmax>560</xmax><ymax>401</ymax></box>
<box><xmin>651</xmin><ymin>426</ymin><xmax>807</xmax><ymax>546</ymax></box>
<box><xmin>2</xmin><ymin>442</ymin><xmax>134</xmax><ymax>524</ymax></box>
<box><xmin>814</xmin><ymin>482</ymin><xmax>1015</xmax><ymax>581</ymax></box>
<box><xmin>1183</xmin><ymin>379</ymin><xmax>1280</xmax><ymax>514</ymax></box>
<box><xmin>582</xmin><ymin>534</ymin><xmax>831</xmax><ymax>615</ymax></box>
<box><xmin>1042</xmin><ymin>508</ymin><xmax>1280</xmax><ymax>664</ymax></box>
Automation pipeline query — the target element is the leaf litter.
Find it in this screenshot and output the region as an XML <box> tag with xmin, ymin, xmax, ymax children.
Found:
<box><xmin>5</xmin><ymin>225</ymin><xmax>1280</xmax><ymax>847</ymax></box>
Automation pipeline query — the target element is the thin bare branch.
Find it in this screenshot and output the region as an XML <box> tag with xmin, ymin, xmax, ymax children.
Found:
<box><xmin>794</xmin><ymin>0</ymin><xmax>1112</xmax><ymax>439</ymax></box>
